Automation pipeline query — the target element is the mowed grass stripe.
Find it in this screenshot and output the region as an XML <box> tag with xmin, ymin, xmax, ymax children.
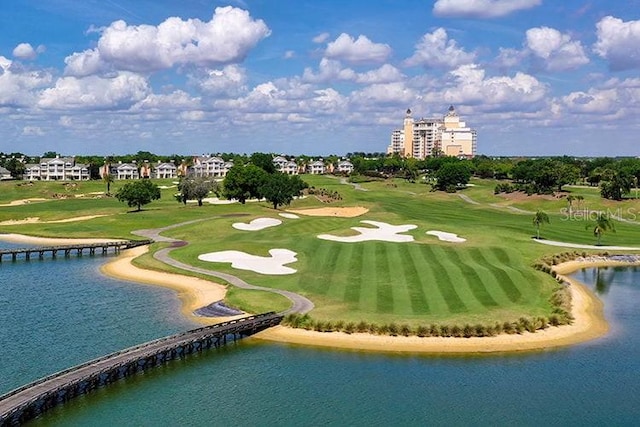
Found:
<box><xmin>358</xmin><ymin>243</ymin><xmax>378</xmax><ymax>312</ymax></box>
<box><xmin>399</xmin><ymin>245</ymin><xmax>430</xmax><ymax>315</ymax></box>
<box><xmin>412</xmin><ymin>246</ymin><xmax>449</xmax><ymax>314</ymax></box>
<box><xmin>298</xmin><ymin>239</ymin><xmax>330</xmax><ymax>294</ymax></box>
<box><xmin>344</xmin><ymin>244</ymin><xmax>364</xmax><ymax>305</ymax></box>
<box><xmin>468</xmin><ymin>248</ymin><xmax>523</xmax><ymax>303</ymax></box>
<box><xmin>375</xmin><ymin>243</ymin><xmax>394</xmax><ymax>313</ymax></box>
<box><xmin>429</xmin><ymin>246</ymin><xmax>484</xmax><ymax>312</ymax></box>
<box><xmin>386</xmin><ymin>243</ymin><xmax>413</xmax><ymax>315</ymax></box>
<box><xmin>326</xmin><ymin>243</ymin><xmax>352</xmax><ymax>302</ymax></box>
<box><xmin>482</xmin><ymin>248</ymin><xmax>538</xmax><ymax>302</ymax></box>
<box><xmin>446</xmin><ymin>250</ymin><xmax>499</xmax><ymax>308</ymax></box>
<box><xmin>420</xmin><ymin>246</ymin><xmax>467</xmax><ymax>313</ymax></box>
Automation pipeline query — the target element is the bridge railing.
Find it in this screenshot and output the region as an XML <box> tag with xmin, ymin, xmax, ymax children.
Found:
<box><xmin>0</xmin><ymin>239</ymin><xmax>153</xmax><ymax>256</ymax></box>
<box><xmin>0</xmin><ymin>312</ymin><xmax>279</xmax><ymax>402</ymax></box>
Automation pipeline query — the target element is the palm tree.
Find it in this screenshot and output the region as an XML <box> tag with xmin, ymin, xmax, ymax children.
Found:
<box><xmin>532</xmin><ymin>210</ymin><xmax>550</xmax><ymax>240</ymax></box>
<box><xmin>588</xmin><ymin>212</ymin><xmax>615</xmax><ymax>245</ymax></box>
<box><xmin>103</xmin><ymin>173</ymin><xmax>114</xmax><ymax>195</ymax></box>
<box><xmin>566</xmin><ymin>195</ymin><xmax>575</xmax><ymax>215</ymax></box>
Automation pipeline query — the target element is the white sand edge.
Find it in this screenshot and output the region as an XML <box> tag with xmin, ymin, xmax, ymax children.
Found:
<box><xmin>0</xmin><ymin>233</ymin><xmax>123</xmax><ymax>245</ymax></box>
<box><xmin>255</xmin><ymin>258</ymin><xmax>625</xmax><ymax>354</ymax></box>
<box><xmin>101</xmin><ymin>246</ymin><xmax>232</xmax><ymax>325</ymax></box>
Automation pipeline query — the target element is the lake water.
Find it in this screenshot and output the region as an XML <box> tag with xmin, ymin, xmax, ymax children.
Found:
<box><xmin>1</xmin><ymin>242</ymin><xmax>639</xmax><ymax>426</ymax></box>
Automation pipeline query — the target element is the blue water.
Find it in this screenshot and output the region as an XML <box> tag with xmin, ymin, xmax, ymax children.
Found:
<box><xmin>2</xmin><ymin>242</ymin><xmax>640</xmax><ymax>426</ymax></box>
<box><xmin>0</xmin><ymin>242</ymin><xmax>196</xmax><ymax>393</ymax></box>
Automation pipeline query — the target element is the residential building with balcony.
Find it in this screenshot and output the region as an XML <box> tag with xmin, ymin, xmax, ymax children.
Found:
<box><xmin>24</xmin><ymin>156</ymin><xmax>90</xmax><ymax>181</ymax></box>
<box><xmin>272</xmin><ymin>156</ymin><xmax>299</xmax><ymax>175</ymax></box>
<box><xmin>387</xmin><ymin>106</ymin><xmax>477</xmax><ymax>159</ymax></box>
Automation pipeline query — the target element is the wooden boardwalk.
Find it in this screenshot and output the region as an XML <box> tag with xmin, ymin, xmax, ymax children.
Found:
<box><xmin>0</xmin><ymin>240</ymin><xmax>152</xmax><ymax>262</ymax></box>
<box><xmin>0</xmin><ymin>312</ymin><xmax>283</xmax><ymax>426</ymax></box>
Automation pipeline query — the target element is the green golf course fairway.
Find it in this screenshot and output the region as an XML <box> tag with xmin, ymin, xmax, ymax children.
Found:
<box><xmin>2</xmin><ymin>176</ymin><xmax>639</xmax><ymax>327</ymax></box>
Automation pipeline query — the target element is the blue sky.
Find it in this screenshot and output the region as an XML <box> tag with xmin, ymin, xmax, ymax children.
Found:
<box><xmin>1</xmin><ymin>0</ymin><xmax>640</xmax><ymax>157</ymax></box>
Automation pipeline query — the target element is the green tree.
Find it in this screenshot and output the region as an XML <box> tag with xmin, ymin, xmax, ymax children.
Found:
<box><xmin>532</xmin><ymin>210</ymin><xmax>550</xmax><ymax>240</ymax></box>
<box><xmin>260</xmin><ymin>173</ymin><xmax>308</xmax><ymax>209</ymax></box>
<box><xmin>249</xmin><ymin>152</ymin><xmax>276</xmax><ymax>174</ymax></box>
<box><xmin>5</xmin><ymin>158</ymin><xmax>25</xmax><ymax>179</ymax></box>
<box><xmin>433</xmin><ymin>162</ymin><xmax>471</xmax><ymax>192</ymax></box>
<box><xmin>177</xmin><ymin>177</ymin><xmax>218</xmax><ymax>206</ymax></box>
<box><xmin>115</xmin><ymin>180</ymin><xmax>161</xmax><ymax>211</ymax></box>
<box><xmin>222</xmin><ymin>164</ymin><xmax>268</xmax><ymax>203</ymax></box>
<box><xmin>600</xmin><ymin>169</ymin><xmax>632</xmax><ymax>200</ymax></box>
<box><xmin>587</xmin><ymin>212</ymin><xmax>615</xmax><ymax>245</ymax></box>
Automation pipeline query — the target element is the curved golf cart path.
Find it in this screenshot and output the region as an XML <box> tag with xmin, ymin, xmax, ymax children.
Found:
<box><xmin>132</xmin><ymin>218</ymin><xmax>314</xmax><ymax>315</ymax></box>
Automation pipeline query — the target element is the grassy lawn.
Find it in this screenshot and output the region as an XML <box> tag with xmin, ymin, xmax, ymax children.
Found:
<box><xmin>2</xmin><ymin>175</ymin><xmax>640</xmax><ymax>326</ymax></box>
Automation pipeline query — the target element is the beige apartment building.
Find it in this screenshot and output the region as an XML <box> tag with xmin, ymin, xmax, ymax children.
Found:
<box><xmin>388</xmin><ymin>106</ymin><xmax>477</xmax><ymax>159</ymax></box>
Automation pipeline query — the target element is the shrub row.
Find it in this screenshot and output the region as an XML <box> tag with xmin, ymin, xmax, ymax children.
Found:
<box><xmin>306</xmin><ymin>186</ymin><xmax>342</xmax><ymax>202</ymax></box>
<box><xmin>282</xmin><ymin>312</ymin><xmax>572</xmax><ymax>338</ymax></box>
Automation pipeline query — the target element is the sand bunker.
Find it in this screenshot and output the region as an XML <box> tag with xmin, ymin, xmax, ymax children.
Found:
<box><xmin>426</xmin><ymin>230</ymin><xmax>466</xmax><ymax>243</ymax></box>
<box><xmin>279</xmin><ymin>213</ymin><xmax>299</xmax><ymax>219</ymax></box>
<box><xmin>232</xmin><ymin>218</ymin><xmax>282</xmax><ymax>231</ymax></box>
<box><xmin>0</xmin><ymin>214</ymin><xmax>108</xmax><ymax>226</ymax></box>
<box><xmin>0</xmin><ymin>198</ymin><xmax>48</xmax><ymax>207</ymax></box>
<box><xmin>287</xmin><ymin>207</ymin><xmax>369</xmax><ymax>218</ymax></box>
<box><xmin>193</xmin><ymin>197</ymin><xmax>237</xmax><ymax>205</ymax></box>
<box><xmin>198</xmin><ymin>249</ymin><xmax>298</xmax><ymax>275</ymax></box>
<box><xmin>318</xmin><ymin>220</ymin><xmax>417</xmax><ymax>243</ymax></box>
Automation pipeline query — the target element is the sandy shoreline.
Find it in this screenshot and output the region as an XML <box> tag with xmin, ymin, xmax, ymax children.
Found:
<box><xmin>254</xmin><ymin>274</ymin><xmax>608</xmax><ymax>354</ymax></box>
<box><xmin>100</xmin><ymin>246</ymin><xmax>232</xmax><ymax>325</ymax></box>
<box><xmin>0</xmin><ymin>233</ymin><xmax>123</xmax><ymax>245</ymax></box>
<box><xmin>1</xmin><ymin>232</ymin><xmax>629</xmax><ymax>353</ymax></box>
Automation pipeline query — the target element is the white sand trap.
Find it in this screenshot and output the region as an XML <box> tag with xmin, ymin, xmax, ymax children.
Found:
<box><xmin>233</xmin><ymin>218</ymin><xmax>282</xmax><ymax>231</ymax></box>
<box><xmin>194</xmin><ymin>197</ymin><xmax>237</xmax><ymax>205</ymax></box>
<box><xmin>427</xmin><ymin>230</ymin><xmax>466</xmax><ymax>243</ymax></box>
<box><xmin>287</xmin><ymin>206</ymin><xmax>368</xmax><ymax>218</ymax></box>
<box><xmin>0</xmin><ymin>214</ymin><xmax>108</xmax><ymax>226</ymax></box>
<box><xmin>0</xmin><ymin>198</ymin><xmax>48</xmax><ymax>207</ymax></box>
<box><xmin>318</xmin><ymin>220</ymin><xmax>417</xmax><ymax>243</ymax></box>
<box><xmin>198</xmin><ymin>249</ymin><xmax>298</xmax><ymax>275</ymax></box>
<box><xmin>279</xmin><ymin>213</ymin><xmax>299</xmax><ymax>219</ymax></box>
<box><xmin>532</xmin><ymin>239</ymin><xmax>640</xmax><ymax>251</ymax></box>
<box><xmin>158</xmin><ymin>185</ymin><xmax>176</xmax><ymax>189</ymax></box>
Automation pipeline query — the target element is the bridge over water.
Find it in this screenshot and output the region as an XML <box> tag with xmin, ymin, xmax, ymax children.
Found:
<box><xmin>0</xmin><ymin>312</ymin><xmax>283</xmax><ymax>426</ymax></box>
<box><xmin>0</xmin><ymin>240</ymin><xmax>152</xmax><ymax>262</ymax></box>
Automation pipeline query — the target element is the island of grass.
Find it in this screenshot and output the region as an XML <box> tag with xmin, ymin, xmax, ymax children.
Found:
<box><xmin>2</xmin><ymin>174</ymin><xmax>639</xmax><ymax>351</ymax></box>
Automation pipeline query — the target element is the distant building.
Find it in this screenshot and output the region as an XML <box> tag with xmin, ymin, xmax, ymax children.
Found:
<box><xmin>115</xmin><ymin>162</ymin><xmax>139</xmax><ymax>180</ymax></box>
<box><xmin>24</xmin><ymin>156</ymin><xmax>90</xmax><ymax>181</ymax></box>
<box><xmin>0</xmin><ymin>166</ymin><xmax>12</xmax><ymax>180</ymax></box>
<box><xmin>387</xmin><ymin>106</ymin><xmax>477</xmax><ymax>159</ymax></box>
<box><xmin>306</xmin><ymin>160</ymin><xmax>326</xmax><ymax>175</ymax></box>
<box><xmin>335</xmin><ymin>160</ymin><xmax>354</xmax><ymax>174</ymax></box>
<box><xmin>190</xmin><ymin>155</ymin><xmax>233</xmax><ymax>177</ymax></box>
<box><xmin>272</xmin><ymin>156</ymin><xmax>298</xmax><ymax>175</ymax></box>
<box><xmin>155</xmin><ymin>162</ymin><xmax>177</xmax><ymax>179</ymax></box>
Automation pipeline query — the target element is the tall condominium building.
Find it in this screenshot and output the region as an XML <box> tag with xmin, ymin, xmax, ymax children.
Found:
<box><xmin>387</xmin><ymin>106</ymin><xmax>477</xmax><ymax>159</ymax></box>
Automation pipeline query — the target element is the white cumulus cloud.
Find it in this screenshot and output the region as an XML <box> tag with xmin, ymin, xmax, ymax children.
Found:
<box><xmin>38</xmin><ymin>72</ymin><xmax>151</xmax><ymax>110</ymax></box>
<box><xmin>0</xmin><ymin>56</ymin><xmax>52</xmax><ymax>107</ymax></box>
<box><xmin>594</xmin><ymin>16</ymin><xmax>640</xmax><ymax>71</ymax></box>
<box><xmin>433</xmin><ymin>0</ymin><xmax>541</xmax><ymax>18</ymax></box>
<box><xmin>325</xmin><ymin>33</ymin><xmax>391</xmax><ymax>64</ymax></box>
<box><xmin>441</xmin><ymin>64</ymin><xmax>548</xmax><ymax>110</ymax></box>
<box><xmin>64</xmin><ymin>6</ymin><xmax>270</xmax><ymax>76</ymax></box>
<box><xmin>191</xmin><ymin>64</ymin><xmax>248</xmax><ymax>96</ymax></box>
<box><xmin>13</xmin><ymin>43</ymin><xmax>45</xmax><ymax>60</ymax></box>
<box><xmin>525</xmin><ymin>27</ymin><xmax>589</xmax><ymax>71</ymax></box>
<box><xmin>404</xmin><ymin>28</ymin><xmax>475</xmax><ymax>69</ymax></box>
